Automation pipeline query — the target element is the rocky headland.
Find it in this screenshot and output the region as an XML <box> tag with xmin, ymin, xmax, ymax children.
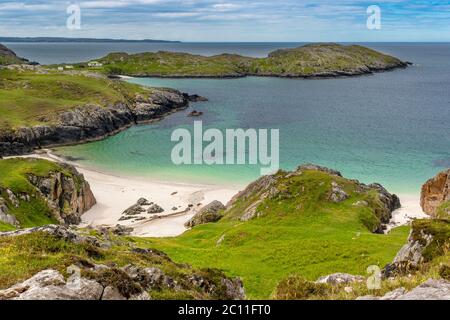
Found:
<box><xmin>80</xmin><ymin>43</ymin><xmax>409</xmax><ymax>79</ymax></box>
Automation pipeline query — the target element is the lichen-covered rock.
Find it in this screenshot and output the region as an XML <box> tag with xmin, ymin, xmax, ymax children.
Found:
<box><xmin>185</xmin><ymin>200</ymin><xmax>225</xmax><ymax>227</ymax></box>
<box><xmin>357</xmin><ymin>279</ymin><xmax>450</xmax><ymax>300</ymax></box>
<box><xmin>0</xmin><ymin>269</ymin><xmax>104</xmax><ymax>300</ymax></box>
<box><xmin>383</xmin><ymin>219</ymin><xmax>450</xmax><ymax>277</ymax></box>
<box><xmin>101</xmin><ymin>286</ymin><xmax>126</xmax><ymax>300</ymax></box>
<box><xmin>316</xmin><ymin>273</ymin><xmax>364</xmax><ymax>285</ymax></box>
<box><xmin>421</xmin><ymin>169</ymin><xmax>450</xmax><ymax>217</ymax></box>
<box><xmin>0</xmin><ymin>197</ymin><xmax>20</xmax><ymax>227</ymax></box>
<box><xmin>0</xmin><ymin>224</ymin><xmax>101</xmax><ymax>247</ymax></box>
<box><xmin>328</xmin><ymin>181</ymin><xmax>349</xmax><ymax>203</ymax></box>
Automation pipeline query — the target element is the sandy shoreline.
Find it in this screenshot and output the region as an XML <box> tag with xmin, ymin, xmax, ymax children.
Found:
<box><xmin>13</xmin><ymin>150</ymin><xmax>242</xmax><ymax>237</ymax></box>
<box><xmin>8</xmin><ymin>150</ymin><xmax>427</xmax><ymax>237</ymax></box>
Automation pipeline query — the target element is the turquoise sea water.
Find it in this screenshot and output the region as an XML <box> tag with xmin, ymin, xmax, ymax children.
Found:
<box><xmin>55</xmin><ymin>43</ymin><xmax>450</xmax><ymax>194</ymax></box>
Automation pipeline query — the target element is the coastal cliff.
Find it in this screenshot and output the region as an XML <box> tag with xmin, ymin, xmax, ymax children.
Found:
<box><xmin>0</xmin><ymin>66</ymin><xmax>192</xmax><ymax>157</ymax></box>
<box><xmin>0</xmin><ymin>89</ymin><xmax>189</xmax><ymax>157</ymax></box>
<box><xmin>421</xmin><ymin>169</ymin><xmax>450</xmax><ymax>218</ymax></box>
<box><xmin>0</xmin><ymin>158</ymin><xmax>96</xmax><ymax>228</ymax></box>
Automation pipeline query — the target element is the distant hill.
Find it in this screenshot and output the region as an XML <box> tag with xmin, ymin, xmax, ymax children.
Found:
<box><xmin>0</xmin><ymin>44</ymin><xmax>28</xmax><ymax>65</ymax></box>
<box><xmin>0</xmin><ymin>37</ymin><xmax>181</xmax><ymax>43</ymax></box>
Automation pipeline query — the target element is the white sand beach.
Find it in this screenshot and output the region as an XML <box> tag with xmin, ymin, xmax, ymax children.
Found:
<box><xmin>14</xmin><ymin>150</ymin><xmax>241</xmax><ymax>237</ymax></box>
<box><xmin>386</xmin><ymin>193</ymin><xmax>428</xmax><ymax>232</ymax></box>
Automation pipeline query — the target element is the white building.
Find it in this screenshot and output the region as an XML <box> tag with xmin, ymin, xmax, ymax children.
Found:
<box><xmin>88</xmin><ymin>61</ymin><xmax>103</xmax><ymax>67</ymax></box>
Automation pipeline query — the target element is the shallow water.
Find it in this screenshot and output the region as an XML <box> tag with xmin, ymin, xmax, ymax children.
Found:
<box><xmin>53</xmin><ymin>43</ymin><xmax>450</xmax><ymax>194</ymax></box>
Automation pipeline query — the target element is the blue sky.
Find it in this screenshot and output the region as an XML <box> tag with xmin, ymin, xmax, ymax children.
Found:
<box><xmin>0</xmin><ymin>0</ymin><xmax>450</xmax><ymax>41</ymax></box>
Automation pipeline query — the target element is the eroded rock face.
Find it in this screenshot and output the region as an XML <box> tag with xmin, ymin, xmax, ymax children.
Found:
<box><xmin>27</xmin><ymin>164</ymin><xmax>96</xmax><ymax>225</ymax></box>
<box><xmin>185</xmin><ymin>200</ymin><xmax>226</xmax><ymax>228</ymax></box>
<box><xmin>421</xmin><ymin>169</ymin><xmax>450</xmax><ymax>217</ymax></box>
<box><xmin>357</xmin><ymin>279</ymin><xmax>450</xmax><ymax>300</ymax></box>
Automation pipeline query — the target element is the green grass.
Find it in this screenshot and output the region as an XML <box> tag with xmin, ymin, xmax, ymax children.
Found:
<box><xmin>0</xmin><ymin>158</ymin><xmax>67</xmax><ymax>228</ymax></box>
<box><xmin>436</xmin><ymin>201</ymin><xmax>450</xmax><ymax>219</ymax></box>
<box><xmin>0</xmin><ymin>69</ymin><xmax>149</xmax><ymax>128</ymax></box>
<box><xmin>134</xmin><ymin>169</ymin><xmax>411</xmax><ymax>299</ymax></box>
<box><xmin>75</xmin><ymin>43</ymin><xmax>405</xmax><ymax>77</ymax></box>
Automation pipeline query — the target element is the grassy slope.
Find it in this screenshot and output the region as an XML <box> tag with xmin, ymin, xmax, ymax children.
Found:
<box><xmin>77</xmin><ymin>43</ymin><xmax>405</xmax><ymax>77</ymax></box>
<box><xmin>0</xmin><ymin>158</ymin><xmax>69</xmax><ymax>228</ymax></box>
<box><xmin>274</xmin><ymin>219</ymin><xmax>450</xmax><ymax>300</ymax></box>
<box><xmin>0</xmin><ymin>69</ymin><xmax>149</xmax><ymax>128</ymax></box>
<box><xmin>137</xmin><ymin>170</ymin><xmax>410</xmax><ymax>299</ymax></box>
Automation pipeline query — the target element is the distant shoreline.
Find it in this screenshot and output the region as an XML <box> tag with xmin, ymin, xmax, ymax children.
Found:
<box><xmin>0</xmin><ymin>37</ymin><xmax>181</xmax><ymax>43</ymax></box>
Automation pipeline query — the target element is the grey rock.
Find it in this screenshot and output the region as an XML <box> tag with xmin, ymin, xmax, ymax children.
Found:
<box><xmin>147</xmin><ymin>203</ymin><xmax>164</xmax><ymax>214</ymax></box>
<box><xmin>123</xmin><ymin>204</ymin><xmax>146</xmax><ymax>216</ymax></box>
<box><xmin>185</xmin><ymin>200</ymin><xmax>225</xmax><ymax>228</ymax></box>
<box><xmin>0</xmin><ymin>225</ymin><xmax>100</xmax><ymax>247</ymax></box>
<box><xmin>328</xmin><ymin>181</ymin><xmax>349</xmax><ymax>203</ymax></box>
<box><xmin>357</xmin><ymin>279</ymin><xmax>450</xmax><ymax>300</ymax></box>
<box><xmin>101</xmin><ymin>286</ymin><xmax>126</xmax><ymax>300</ymax></box>
<box><xmin>129</xmin><ymin>291</ymin><xmax>151</xmax><ymax>300</ymax></box>
<box><xmin>383</xmin><ymin>229</ymin><xmax>434</xmax><ymax>277</ymax></box>
<box><xmin>0</xmin><ymin>269</ymin><xmax>104</xmax><ymax>300</ymax></box>
<box><xmin>137</xmin><ymin>198</ymin><xmax>151</xmax><ymax>206</ymax></box>
<box><xmin>0</xmin><ymin>197</ymin><xmax>20</xmax><ymax>227</ymax></box>
<box><xmin>297</xmin><ymin>164</ymin><xmax>343</xmax><ymax>177</ymax></box>
<box><xmin>316</xmin><ymin>273</ymin><xmax>365</xmax><ymax>285</ymax></box>
<box><xmin>6</xmin><ymin>189</ymin><xmax>19</xmax><ymax>208</ymax></box>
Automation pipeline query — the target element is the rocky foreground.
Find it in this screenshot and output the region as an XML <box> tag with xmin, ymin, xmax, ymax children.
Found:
<box><xmin>0</xmin><ymin>225</ymin><xmax>245</xmax><ymax>300</ymax></box>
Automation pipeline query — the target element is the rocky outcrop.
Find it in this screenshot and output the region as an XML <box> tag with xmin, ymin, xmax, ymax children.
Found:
<box><xmin>357</xmin><ymin>279</ymin><xmax>450</xmax><ymax>300</ymax></box>
<box><xmin>0</xmin><ymin>197</ymin><xmax>20</xmax><ymax>227</ymax></box>
<box><xmin>26</xmin><ymin>164</ymin><xmax>96</xmax><ymax>225</ymax></box>
<box><xmin>225</xmin><ymin>164</ymin><xmax>400</xmax><ymax>230</ymax></box>
<box><xmin>0</xmin><ymin>224</ymin><xmax>101</xmax><ymax>245</ymax></box>
<box><xmin>0</xmin><ymin>88</ymin><xmax>190</xmax><ymax>157</ymax></box>
<box><xmin>185</xmin><ymin>200</ymin><xmax>226</xmax><ymax>228</ymax></box>
<box><xmin>0</xmin><ymin>224</ymin><xmax>245</xmax><ymax>300</ymax></box>
<box><xmin>0</xmin><ymin>269</ymin><xmax>104</xmax><ymax>300</ymax></box>
<box><xmin>0</xmin><ymin>44</ymin><xmax>28</xmax><ymax>65</ymax></box>
<box><xmin>421</xmin><ymin>169</ymin><xmax>450</xmax><ymax>217</ymax></box>
<box><xmin>383</xmin><ymin>219</ymin><xmax>449</xmax><ymax>277</ymax></box>
<box><xmin>316</xmin><ymin>273</ymin><xmax>364</xmax><ymax>285</ymax></box>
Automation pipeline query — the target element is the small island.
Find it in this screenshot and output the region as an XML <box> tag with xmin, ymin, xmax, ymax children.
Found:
<box><xmin>77</xmin><ymin>43</ymin><xmax>409</xmax><ymax>78</ymax></box>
